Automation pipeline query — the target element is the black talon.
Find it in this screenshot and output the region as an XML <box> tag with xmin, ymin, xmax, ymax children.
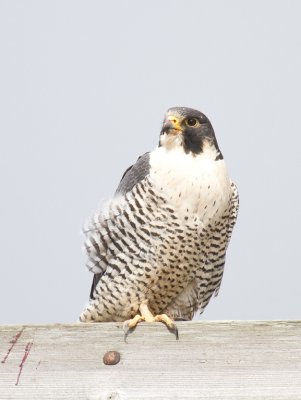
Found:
<box><xmin>166</xmin><ymin>324</ymin><xmax>179</xmax><ymax>340</ymax></box>
<box><xmin>124</xmin><ymin>326</ymin><xmax>136</xmax><ymax>343</ymax></box>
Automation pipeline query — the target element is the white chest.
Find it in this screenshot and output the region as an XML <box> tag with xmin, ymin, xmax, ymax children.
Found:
<box><xmin>149</xmin><ymin>146</ymin><xmax>231</xmax><ymax>223</ymax></box>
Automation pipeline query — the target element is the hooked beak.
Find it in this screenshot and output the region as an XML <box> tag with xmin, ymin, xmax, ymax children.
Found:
<box><xmin>161</xmin><ymin>115</ymin><xmax>183</xmax><ymax>135</ymax></box>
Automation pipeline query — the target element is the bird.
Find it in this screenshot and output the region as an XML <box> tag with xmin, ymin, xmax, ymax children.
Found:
<box><xmin>80</xmin><ymin>107</ymin><xmax>239</xmax><ymax>338</ymax></box>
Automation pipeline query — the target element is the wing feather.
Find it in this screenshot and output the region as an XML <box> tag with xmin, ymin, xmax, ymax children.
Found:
<box><xmin>87</xmin><ymin>152</ymin><xmax>151</xmax><ymax>300</ymax></box>
<box><xmin>115</xmin><ymin>153</ymin><xmax>150</xmax><ymax>195</ymax></box>
<box><xmin>197</xmin><ymin>181</ymin><xmax>239</xmax><ymax>314</ymax></box>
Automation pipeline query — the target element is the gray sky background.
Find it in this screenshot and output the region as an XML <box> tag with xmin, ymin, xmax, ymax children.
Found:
<box><xmin>0</xmin><ymin>0</ymin><xmax>300</xmax><ymax>324</ymax></box>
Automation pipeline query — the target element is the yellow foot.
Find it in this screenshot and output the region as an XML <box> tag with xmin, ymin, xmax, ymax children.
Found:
<box><xmin>123</xmin><ymin>315</ymin><xmax>144</xmax><ymax>342</ymax></box>
<box><xmin>153</xmin><ymin>314</ymin><xmax>179</xmax><ymax>340</ymax></box>
<box><xmin>123</xmin><ymin>301</ymin><xmax>179</xmax><ymax>341</ymax></box>
<box><xmin>123</xmin><ymin>314</ymin><xmax>145</xmax><ymax>330</ymax></box>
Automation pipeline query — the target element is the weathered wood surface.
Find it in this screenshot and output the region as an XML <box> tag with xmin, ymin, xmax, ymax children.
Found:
<box><xmin>1</xmin><ymin>321</ymin><xmax>301</xmax><ymax>399</ymax></box>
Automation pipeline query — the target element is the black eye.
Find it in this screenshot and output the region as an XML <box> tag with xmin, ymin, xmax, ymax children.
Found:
<box><xmin>186</xmin><ymin>118</ymin><xmax>198</xmax><ymax>127</ymax></box>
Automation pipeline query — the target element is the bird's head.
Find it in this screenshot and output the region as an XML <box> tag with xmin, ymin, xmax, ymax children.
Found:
<box><xmin>159</xmin><ymin>107</ymin><xmax>222</xmax><ymax>159</ymax></box>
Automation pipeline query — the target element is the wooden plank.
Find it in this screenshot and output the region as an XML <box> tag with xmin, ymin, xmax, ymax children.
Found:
<box><xmin>0</xmin><ymin>321</ymin><xmax>301</xmax><ymax>399</ymax></box>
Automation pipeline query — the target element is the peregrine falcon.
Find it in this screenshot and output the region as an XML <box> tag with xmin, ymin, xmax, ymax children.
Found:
<box><xmin>80</xmin><ymin>107</ymin><xmax>239</xmax><ymax>337</ymax></box>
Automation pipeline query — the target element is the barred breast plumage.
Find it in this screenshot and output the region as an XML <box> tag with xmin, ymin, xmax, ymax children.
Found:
<box><xmin>80</xmin><ymin>107</ymin><xmax>239</xmax><ymax>326</ymax></box>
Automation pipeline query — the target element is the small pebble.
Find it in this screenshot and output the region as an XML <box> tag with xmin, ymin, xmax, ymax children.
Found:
<box><xmin>103</xmin><ymin>351</ymin><xmax>121</xmax><ymax>365</ymax></box>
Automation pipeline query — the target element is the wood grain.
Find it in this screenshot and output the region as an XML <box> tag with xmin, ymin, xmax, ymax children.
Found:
<box><xmin>1</xmin><ymin>321</ymin><xmax>301</xmax><ymax>399</ymax></box>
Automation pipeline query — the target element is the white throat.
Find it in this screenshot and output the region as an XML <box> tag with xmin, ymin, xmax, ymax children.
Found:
<box><xmin>149</xmin><ymin>143</ymin><xmax>231</xmax><ymax>223</ymax></box>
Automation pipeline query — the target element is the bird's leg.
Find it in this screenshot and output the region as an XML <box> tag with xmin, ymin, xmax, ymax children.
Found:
<box><xmin>139</xmin><ymin>299</ymin><xmax>155</xmax><ymax>321</ymax></box>
<box><xmin>123</xmin><ymin>303</ymin><xmax>148</xmax><ymax>340</ymax></box>
<box><xmin>122</xmin><ymin>300</ymin><xmax>151</xmax><ymax>335</ymax></box>
<box><xmin>140</xmin><ymin>300</ymin><xmax>179</xmax><ymax>339</ymax></box>
<box><xmin>123</xmin><ymin>300</ymin><xmax>179</xmax><ymax>340</ymax></box>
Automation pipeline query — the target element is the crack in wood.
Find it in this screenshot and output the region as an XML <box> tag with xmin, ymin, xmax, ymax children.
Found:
<box><xmin>15</xmin><ymin>342</ymin><xmax>33</xmax><ymax>386</ymax></box>
<box><xmin>1</xmin><ymin>329</ymin><xmax>24</xmax><ymax>364</ymax></box>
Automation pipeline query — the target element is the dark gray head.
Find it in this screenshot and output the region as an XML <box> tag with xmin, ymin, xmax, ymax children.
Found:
<box><xmin>159</xmin><ymin>107</ymin><xmax>222</xmax><ymax>159</ymax></box>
